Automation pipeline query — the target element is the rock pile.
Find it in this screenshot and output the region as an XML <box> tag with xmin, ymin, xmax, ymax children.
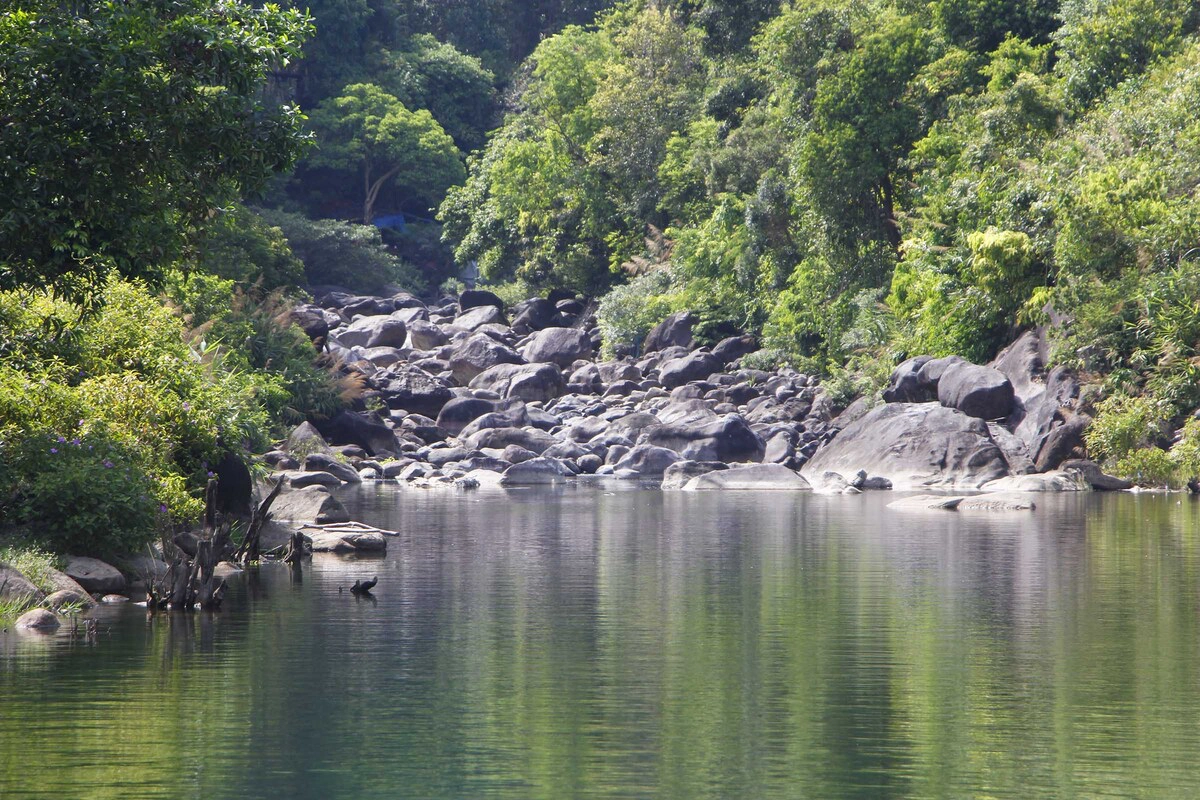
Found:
<box><xmin>264</xmin><ymin>291</ymin><xmax>1119</xmax><ymax>499</ymax></box>
<box><xmin>266</xmin><ymin>288</ymin><xmax>841</xmax><ymax>497</ymax></box>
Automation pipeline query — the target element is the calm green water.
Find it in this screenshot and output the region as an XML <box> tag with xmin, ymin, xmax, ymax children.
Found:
<box><xmin>3</xmin><ymin>486</ymin><xmax>1200</xmax><ymax>799</ymax></box>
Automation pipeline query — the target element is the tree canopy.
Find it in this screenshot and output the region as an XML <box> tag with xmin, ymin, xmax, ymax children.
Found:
<box><xmin>0</xmin><ymin>0</ymin><xmax>312</xmax><ymax>306</ymax></box>
<box><xmin>305</xmin><ymin>83</ymin><xmax>465</xmax><ymax>224</ymax></box>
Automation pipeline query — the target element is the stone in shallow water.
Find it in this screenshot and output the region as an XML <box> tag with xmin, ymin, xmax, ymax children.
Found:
<box><xmin>980</xmin><ymin>471</ymin><xmax>1088</xmax><ymax>493</ymax></box>
<box><xmin>308</xmin><ymin>531</ymin><xmax>387</xmax><ymax>554</ymax></box>
<box><xmin>65</xmin><ymin>556</ymin><xmax>125</xmax><ymax>595</ymax></box>
<box><xmin>682</xmin><ymin>463</ymin><xmax>810</xmax><ymax>491</ymax></box>
<box><xmin>15</xmin><ymin>609</ymin><xmax>59</xmax><ymax>632</ymax></box>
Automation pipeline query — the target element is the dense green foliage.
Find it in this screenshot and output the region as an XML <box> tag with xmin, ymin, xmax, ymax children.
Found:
<box><xmin>435</xmin><ymin>0</ymin><xmax>1200</xmax><ymax>481</ymax></box>
<box><xmin>0</xmin><ymin>0</ymin><xmax>312</xmax><ymax>307</ymax></box>
<box><xmin>0</xmin><ymin>278</ymin><xmax>344</xmax><ymax>555</ymax></box>
<box><xmin>260</xmin><ymin>209</ymin><xmax>423</xmax><ymax>292</ymax></box>
<box><xmin>305</xmin><ymin>83</ymin><xmax>465</xmax><ymax>224</ymax></box>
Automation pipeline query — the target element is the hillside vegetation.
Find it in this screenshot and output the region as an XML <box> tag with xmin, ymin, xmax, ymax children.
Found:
<box><xmin>439</xmin><ymin>0</ymin><xmax>1200</xmax><ymax>480</ymax></box>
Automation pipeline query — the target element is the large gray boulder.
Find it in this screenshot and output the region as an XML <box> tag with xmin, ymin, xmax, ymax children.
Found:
<box><xmin>337</xmin><ymin>315</ymin><xmax>407</xmax><ymax>349</ymax></box>
<box><xmin>801</xmin><ymin>403</ymin><xmax>1008</xmax><ymax>489</ymax></box>
<box><xmin>459</xmin><ymin>289</ymin><xmax>505</xmax><ymax>312</ymax></box>
<box><xmin>458</xmin><ymin>406</ymin><xmax>531</xmax><ymax>439</ymax></box>
<box><xmin>0</xmin><ymin>564</ymin><xmax>44</xmax><ymax>604</ymax></box>
<box><xmin>286</xmin><ymin>421</ymin><xmax>332</xmax><ymax>456</ymax></box>
<box><xmin>15</xmin><ymin>609</ymin><xmax>59</xmax><ymax>632</ymax></box>
<box><xmin>511</xmin><ymin>298</ymin><xmax>558</xmax><ymax>333</ymax></box>
<box><xmin>304</xmin><ymin>453</ymin><xmax>363</xmax><ymax>484</ymax></box>
<box><xmin>270</xmin><ymin>486</ymin><xmax>351</xmax><ymax>524</ymax></box>
<box><xmin>1033</xmin><ymin>414</ymin><xmax>1090</xmax><ymax>472</ymax></box>
<box><xmin>660</xmin><ymin>460</ymin><xmax>728</xmax><ymax>490</ymax></box>
<box><xmin>614</xmin><ymin>445</ymin><xmax>682</xmax><ymax>477</ymax></box>
<box><xmin>289</xmin><ymin>303</ymin><xmax>330</xmax><ymax>342</ymax></box>
<box><xmin>712</xmin><ymin>335</ymin><xmax>758</xmax><ymax>365</ymax></box>
<box><xmin>64</xmin><ymin>556</ymin><xmax>126</xmax><ymax>595</ymax></box>
<box><xmin>682</xmin><ymin>463</ymin><xmax>811</xmax><ymax>491</ymax></box>
<box><xmin>643</xmin><ymin>311</ymin><xmax>695</xmax><ymax>353</ymax></box>
<box><xmin>448</xmin><ymin>334</ymin><xmax>523</xmax><ymax>385</ymax></box>
<box><xmin>379</xmin><ymin>366</ymin><xmax>454</xmax><ymax>418</ymax></box>
<box><xmin>917</xmin><ymin>356</ymin><xmax>967</xmax><ymax>387</ymax></box>
<box><xmin>469</xmin><ymin>362</ymin><xmax>566</xmax><ymax>403</ymax></box>
<box><xmin>882</xmin><ymin>356</ymin><xmax>936</xmax><ymax>403</ymax></box>
<box><xmin>406</xmin><ymin>319</ymin><xmax>448</xmax><ymax>350</ymax></box>
<box><xmin>1060</xmin><ymin>459</ymin><xmax>1133</xmax><ymax>491</ymax></box>
<box><xmin>980</xmin><ymin>471</ymin><xmax>1089</xmax><ymax>492</ymax></box>
<box><xmin>659</xmin><ymin>351</ymin><xmax>721</xmax><ymax>389</ymax></box>
<box><xmin>522</xmin><ymin>327</ymin><xmax>593</xmax><ymax>367</ymax></box>
<box><xmin>643</xmin><ymin>413</ymin><xmax>765</xmax><ymax>463</ymax></box>
<box><xmin>454</xmin><ymin>305</ymin><xmax>506</xmax><ymax>331</ymax></box>
<box><xmin>500</xmin><ymin>457</ymin><xmax>574</xmax><ymax>486</ymax></box>
<box><xmin>435</xmin><ymin>397</ymin><xmax>499</xmax><ymax>436</ymax></box>
<box><xmin>317</xmin><ymin>410</ymin><xmax>396</xmax><ymax>456</ymax></box>
<box><xmin>464</xmin><ymin>426</ymin><xmax>559</xmax><ymax>454</ymax></box>
<box><xmin>937</xmin><ymin>362</ymin><xmax>1015</xmax><ymax>420</ymax></box>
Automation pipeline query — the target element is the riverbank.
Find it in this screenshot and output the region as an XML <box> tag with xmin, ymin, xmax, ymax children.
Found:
<box><xmin>258</xmin><ymin>286</ymin><xmax>1128</xmax><ymax>522</ymax></box>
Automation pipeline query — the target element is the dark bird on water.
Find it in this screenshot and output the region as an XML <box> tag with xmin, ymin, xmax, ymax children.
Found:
<box><xmin>350</xmin><ymin>576</ymin><xmax>377</xmax><ymax>595</ymax></box>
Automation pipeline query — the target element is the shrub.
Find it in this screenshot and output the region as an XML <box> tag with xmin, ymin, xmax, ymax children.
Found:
<box><xmin>8</xmin><ymin>431</ymin><xmax>161</xmax><ymax>557</ymax></box>
<box><xmin>165</xmin><ymin>272</ymin><xmax>347</xmax><ymax>427</ymax></box>
<box><xmin>596</xmin><ymin>269</ymin><xmax>673</xmax><ymax>357</ymax></box>
<box><xmin>260</xmin><ymin>209</ymin><xmax>423</xmax><ymax>293</ymax></box>
<box><xmin>194</xmin><ymin>204</ymin><xmax>305</xmax><ymax>290</ymax></box>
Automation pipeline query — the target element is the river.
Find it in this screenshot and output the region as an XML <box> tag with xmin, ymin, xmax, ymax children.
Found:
<box><xmin>2</xmin><ymin>484</ymin><xmax>1200</xmax><ymax>799</ymax></box>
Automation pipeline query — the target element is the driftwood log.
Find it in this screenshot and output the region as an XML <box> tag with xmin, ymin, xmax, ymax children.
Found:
<box><xmin>234</xmin><ymin>477</ymin><xmax>285</xmax><ymax>565</ymax></box>
<box><xmin>147</xmin><ymin>476</ymin><xmax>283</xmax><ymax>611</ymax></box>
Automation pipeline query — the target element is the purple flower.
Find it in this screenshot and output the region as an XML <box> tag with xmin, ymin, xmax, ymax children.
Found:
<box><xmin>49</xmin><ymin>447</ymin><xmax>58</xmax><ymax>454</ymax></box>
<box><xmin>159</xmin><ymin>504</ymin><xmax>168</xmax><ymax>513</ymax></box>
<box><xmin>71</xmin><ymin>438</ymin><xmax>80</xmax><ymax>446</ymax></box>
<box><xmin>102</xmin><ymin>459</ymin><xmax>114</xmax><ymax>469</ymax></box>
<box><xmin>56</xmin><ymin>436</ymin><xmax>66</xmax><ymax>443</ymax></box>
<box><xmin>182</xmin><ymin>402</ymin><xmax>191</xmax><ymax>411</ymax></box>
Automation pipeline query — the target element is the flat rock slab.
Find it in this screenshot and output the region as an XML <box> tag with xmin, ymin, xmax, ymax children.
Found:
<box><xmin>682</xmin><ymin>463</ymin><xmax>810</xmax><ymax>491</ymax></box>
<box><xmin>307</xmin><ymin>531</ymin><xmax>387</xmax><ymax>554</ymax></box>
<box><xmin>980</xmin><ymin>471</ymin><xmax>1089</xmax><ymax>492</ymax></box>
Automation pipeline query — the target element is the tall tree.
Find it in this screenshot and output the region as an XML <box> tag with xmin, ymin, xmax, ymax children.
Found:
<box><xmin>306</xmin><ymin>83</ymin><xmax>465</xmax><ymax>224</ymax></box>
<box><xmin>0</xmin><ymin>0</ymin><xmax>312</xmax><ymax>306</ymax></box>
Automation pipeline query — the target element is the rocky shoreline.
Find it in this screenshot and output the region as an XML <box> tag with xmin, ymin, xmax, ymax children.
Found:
<box><xmin>1</xmin><ymin>287</ymin><xmax>1131</xmax><ymax>632</ymax></box>
<box><xmin>263</xmin><ymin>287</ymin><xmax>1127</xmax><ymax>521</ymax></box>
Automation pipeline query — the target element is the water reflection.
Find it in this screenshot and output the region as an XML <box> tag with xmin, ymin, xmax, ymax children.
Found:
<box><xmin>2</xmin><ymin>487</ymin><xmax>1200</xmax><ymax>799</ymax></box>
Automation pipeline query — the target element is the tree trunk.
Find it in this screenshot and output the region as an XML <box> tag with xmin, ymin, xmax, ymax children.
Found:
<box><xmin>363</xmin><ymin>165</ymin><xmax>401</xmax><ymax>225</ymax></box>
